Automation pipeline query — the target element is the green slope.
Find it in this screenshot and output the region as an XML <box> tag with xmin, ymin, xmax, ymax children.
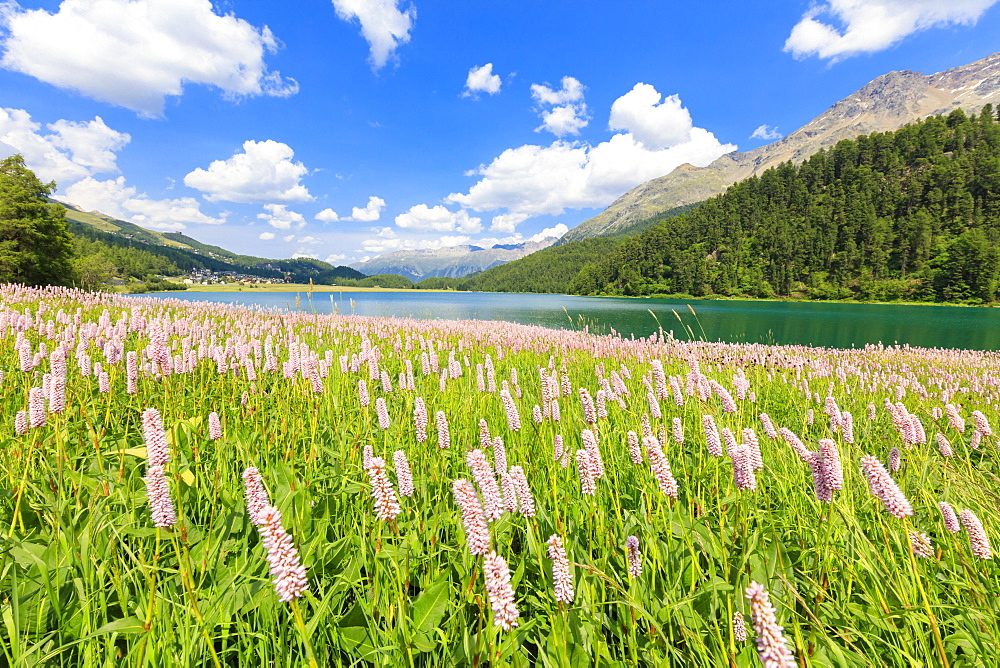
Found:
<box><xmin>575</xmin><ymin>106</ymin><xmax>1000</xmax><ymax>303</ymax></box>
<box><xmin>461</xmin><ymin>237</ymin><xmax>624</xmax><ymax>294</ymax></box>
<box><xmin>57</xmin><ymin>200</ymin><xmax>366</xmax><ymax>284</ymax></box>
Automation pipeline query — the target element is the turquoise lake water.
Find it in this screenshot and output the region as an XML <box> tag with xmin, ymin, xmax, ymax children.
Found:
<box><xmin>138</xmin><ymin>291</ymin><xmax>1000</xmax><ymax>351</ymax></box>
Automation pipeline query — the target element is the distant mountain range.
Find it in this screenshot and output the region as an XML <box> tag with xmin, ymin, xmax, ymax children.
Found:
<box><xmin>560</xmin><ymin>51</ymin><xmax>1000</xmax><ymax>243</ymax></box>
<box><xmin>349</xmin><ymin>238</ymin><xmax>559</xmax><ymax>281</ymax></box>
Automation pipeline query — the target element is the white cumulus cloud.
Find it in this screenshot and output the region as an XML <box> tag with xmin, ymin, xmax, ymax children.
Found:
<box><xmin>609</xmin><ymin>83</ymin><xmax>692</xmax><ymax>150</ymax></box>
<box><xmin>60</xmin><ymin>176</ymin><xmax>224</xmax><ymax>230</ymax></box>
<box><xmin>349</xmin><ymin>195</ymin><xmax>385</xmax><ymax>221</ymax></box>
<box><xmin>259</xmin><ymin>231</ymin><xmax>276</xmax><ymax>240</ymax></box>
<box><xmin>315</xmin><ymin>208</ymin><xmax>340</xmax><ymax>222</ymax></box>
<box><xmin>184</xmin><ymin>140</ymin><xmax>312</xmax><ymax>204</ymax></box>
<box><xmin>529</xmin><ymin>223</ymin><xmax>569</xmax><ymax>243</ymax></box>
<box><xmin>395</xmin><ymin>204</ymin><xmax>482</xmax><ymax>233</ymax></box>
<box><xmin>0</xmin><ymin>108</ymin><xmax>129</xmax><ymax>185</ymax></box>
<box><xmin>446</xmin><ymin>84</ymin><xmax>735</xmax><ymax>230</ymax></box>
<box><xmin>257</xmin><ymin>203</ymin><xmax>306</xmax><ymax>230</ymax></box>
<box><xmin>750</xmin><ymin>124</ymin><xmax>783</xmax><ymax>140</ymax></box>
<box><xmin>361</xmin><ymin>229</ymin><xmax>475</xmax><ymax>253</ymax></box>
<box><xmin>531</xmin><ymin>76</ymin><xmax>588</xmax><ymax>136</ymax></box>
<box><xmin>784</xmin><ymin>0</ymin><xmax>999</xmax><ymax>61</ymax></box>
<box><xmin>331</xmin><ymin>0</ymin><xmax>415</xmax><ymax>69</ymax></box>
<box><xmin>463</xmin><ymin>63</ymin><xmax>501</xmax><ymax>97</ymax></box>
<box><xmin>0</xmin><ymin>0</ymin><xmax>297</xmax><ymax>116</ymax></box>
<box><xmin>325</xmin><ymin>253</ymin><xmax>347</xmax><ymax>263</ymax></box>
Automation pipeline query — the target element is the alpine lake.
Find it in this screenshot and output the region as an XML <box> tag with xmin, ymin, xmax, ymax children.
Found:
<box><xmin>136</xmin><ymin>291</ymin><xmax>1000</xmax><ymax>351</ymax></box>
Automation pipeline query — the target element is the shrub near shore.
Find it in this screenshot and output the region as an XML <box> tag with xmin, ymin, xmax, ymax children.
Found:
<box><xmin>1</xmin><ymin>285</ymin><xmax>997</xmax><ymax>666</ymax></box>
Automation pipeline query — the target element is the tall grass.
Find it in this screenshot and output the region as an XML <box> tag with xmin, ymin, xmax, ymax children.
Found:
<box><xmin>0</xmin><ymin>284</ymin><xmax>997</xmax><ymax>667</ymax></box>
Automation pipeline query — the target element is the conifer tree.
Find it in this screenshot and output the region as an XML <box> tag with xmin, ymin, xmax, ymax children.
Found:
<box><xmin>0</xmin><ymin>154</ymin><xmax>75</xmax><ymax>286</ymax></box>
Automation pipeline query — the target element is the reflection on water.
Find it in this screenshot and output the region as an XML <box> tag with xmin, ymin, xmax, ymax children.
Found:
<box><xmin>139</xmin><ymin>291</ymin><xmax>1000</xmax><ymax>351</ymax></box>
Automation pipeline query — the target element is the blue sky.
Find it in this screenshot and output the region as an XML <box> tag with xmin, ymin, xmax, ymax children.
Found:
<box><xmin>2</xmin><ymin>0</ymin><xmax>1000</xmax><ymax>266</ymax></box>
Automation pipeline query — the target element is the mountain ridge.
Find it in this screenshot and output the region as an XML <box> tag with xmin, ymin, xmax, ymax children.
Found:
<box><xmin>561</xmin><ymin>51</ymin><xmax>1000</xmax><ymax>243</ymax></box>
<box><xmin>349</xmin><ymin>238</ymin><xmax>558</xmax><ymax>282</ymax></box>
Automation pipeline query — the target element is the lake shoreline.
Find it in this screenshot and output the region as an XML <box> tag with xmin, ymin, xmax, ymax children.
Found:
<box><xmin>174</xmin><ymin>283</ymin><xmax>996</xmax><ymax>309</ymax></box>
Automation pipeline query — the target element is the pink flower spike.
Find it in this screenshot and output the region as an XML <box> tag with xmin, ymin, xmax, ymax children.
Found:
<box><xmin>142</xmin><ymin>408</ymin><xmax>169</xmax><ymax>467</ymax></box>
<box><xmin>745</xmin><ymin>582</ymin><xmax>796</xmax><ymax>668</ymax></box>
<box><xmin>256</xmin><ymin>505</ymin><xmax>309</xmax><ymax>602</ymax></box>
<box><xmin>393</xmin><ymin>449</ymin><xmax>414</xmax><ymax>498</ymax></box>
<box><xmin>242</xmin><ymin>467</ymin><xmax>271</xmax><ymax>526</ymax></box>
<box><xmin>625</xmin><ymin>535</ymin><xmax>642</xmax><ymax>578</ymax></box>
<box><xmin>365</xmin><ymin>456</ymin><xmax>401</xmax><ymax>521</ymax></box>
<box><xmin>546</xmin><ymin>535</ymin><xmax>574</xmax><ymax>604</ymax></box>
<box><xmin>452</xmin><ymin>479</ymin><xmax>491</xmax><ymax>556</ymax></box>
<box><xmin>508</xmin><ymin>465</ymin><xmax>536</xmax><ymax>517</ymax></box>
<box><xmin>208</xmin><ymin>412</ymin><xmax>222</xmax><ymax>440</ymax></box>
<box><xmin>143</xmin><ymin>464</ymin><xmax>176</xmax><ymax>528</ymax></box>
<box><xmin>959</xmin><ymin>509</ymin><xmax>993</xmax><ymax>559</ymax></box>
<box><xmin>860</xmin><ymin>455</ymin><xmax>913</xmax><ymax>519</ymax></box>
<box><xmin>939</xmin><ymin>501</ymin><xmax>960</xmax><ymax>533</ymax></box>
<box><xmin>483</xmin><ymin>551</ymin><xmax>519</xmax><ymax>631</ymax></box>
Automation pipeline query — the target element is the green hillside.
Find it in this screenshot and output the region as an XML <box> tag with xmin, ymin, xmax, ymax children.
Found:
<box><xmin>60</xmin><ymin>203</ymin><xmax>190</xmax><ymax>248</ymax></box>
<box><xmin>57</xmin><ymin>201</ymin><xmax>365</xmax><ymax>287</ymax></box>
<box><xmin>461</xmin><ymin>238</ymin><xmax>624</xmax><ymax>293</ymax></box>
<box><xmin>571</xmin><ymin>106</ymin><xmax>1000</xmax><ymax>303</ymax></box>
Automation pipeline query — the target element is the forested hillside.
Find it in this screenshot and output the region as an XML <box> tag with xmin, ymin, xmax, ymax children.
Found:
<box><xmin>461</xmin><ymin>238</ymin><xmax>623</xmax><ymax>293</ymax></box>
<box><xmin>572</xmin><ymin>106</ymin><xmax>1000</xmax><ymax>303</ymax></box>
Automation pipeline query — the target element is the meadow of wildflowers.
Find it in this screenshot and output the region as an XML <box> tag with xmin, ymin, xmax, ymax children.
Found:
<box><xmin>0</xmin><ymin>284</ymin><xmax>998</xmax><ymax>666</ymax></box>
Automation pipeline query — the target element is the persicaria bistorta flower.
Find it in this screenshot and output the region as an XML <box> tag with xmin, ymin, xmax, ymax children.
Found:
<box><xmin>579</xmin><ymin>387</ymin><xmax>596</xmax><ymax>424</ymax></box>
<box><xmin>959</xmin><ymin>508</ymin><xmax>992</xmax><ymax>559</ymax></box>
<box><xmin>971</xmin><ymin>410</ymin><xmax>993</xmax><ymax>436</ymax></box>
<box><xmin>745</xmin><ymin>581</ymin><xmax>796</xmax><ymax>668</ymax></box>
<box><xmin>256</xmin><ymin>505</ymin><xmax>309</xmax><ymax>602</ymax></box>
<box><xmin>508</xmin><ymin>465</ymin><xmax>535</xmax><ymax>517</ymax></box>
<box><xmin>142</xmin><ymin>408</ymin><xmax>169</xmax><ymax>466</ymax></box>
<box><xmin>452</xmin><ymin>479</ymin><xmax>491</xmax><ymax>555</ymax></box>
<box><xmin>483</xmin><ymin>551</ymin><xmax>519</xmax><ymax>631</ymax></box>
<box><xmin>375</xmin><ymin>397</ymin><xmax>390</xmax><ymax>430</ymax></box>
<box><xmin>733</xmin><ymin>611</ymin><xmax>748</xmax><ymax>642</ymax></box>
<box><xmin>759</xmin><ymin>413</ymin><xmax>777</xmax><ymax>439</ymax></box>
<box><xmin>467</xmin><ymin>449</ymin><xmax>503</xmax><ymax>520</ymax></box>
<box><xmin>28</xmin><ymin>386</ymin><xmax>46</xmax><ymax>428</ymax></box>
<box><xmin>365</xmin><ymin>456</ymin><xmax>401</xmax><ymax>521</ymax></box>
<box><xmin>703</xmin><ymin>414</ymin><xmax>723</xmax><ymax>457</ymax></box>
<box><xmin>436</xmin><ymin>411</ymin><xmax>450</xmax><ymax>449</ymax></box>
<box><xmin>935</xmin><ymin>432</ymin><xmax>953</xmax><ymax>457</ymax></box>
<box><xmin>909</xmin><ymin>531</ymin><xmax>933</xmax><ymax>559</ymax></box>
<box><xmin>581</xmin><ymin>428</ymin><xmax>604</xmax><ymax>479</ymax></box>
<box><xmin>242</xmin><ymin>466</ymin><xmax>271</xmax><ymax>526</ymax></box>
<box><xmin>939</xmin><ymin>501</ymin><xmax>960</xmax><ymax>533</ymax></box>
<box><xmin>393</xmin><ymin>449</ymin><xmax>414</xmax><ymax>497</ymax></box>
<box><xmin>576</xmin><ymin>449</ymin><xmax>597</xmax><ymax>495</ymax></box>
<box><xmin>860</xmin><ymin>455</ymin><xmax>913</xmax><ymax>518</ymax></box>
<box><xmin>413</xmin><ymin>397</ymin><xmax>428</xmax><ymax>442</ymax></box>
<box><xmin>627</xmin><ymin>430</ymin><xmax>642</xmax><ymax>464</ymax></box>
<box><xmin>625</xmin><ymin>535</ymin><xmax>642</xmax><ymax>578</ymax></box>
<box><xmin>546</xmin><ymin>534</ymin><xmax>574</xmax><ymax>604</ymax></box>
<box><xmin>731</xmin><ymin>445</ymin><xmax>757</xmax><ymax>491</ymax></box>
<box><xmin>208</xmin><ymin>412</ymin><xmax>222</xmax><ymax>440</ymax></box>
<box><xmin>143</xmin><ymin>464</ymin><xmax>176</xmax><ymax>528</ymax></box>
<box><xmin>500</xmin><ymin>389</ymin><xmax>521</xmax><ymax>431</ymax></box>
<box><xmin>14</xmin><ymin>410</ymin><xmax>27</xmax><ymax>435</ymax></box>
<box><xmin>358</xmin><ymin>379</ymin><xmax>370</xmax><ymax>407</ymax></box>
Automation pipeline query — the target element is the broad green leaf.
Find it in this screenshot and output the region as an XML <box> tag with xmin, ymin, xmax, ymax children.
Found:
<box><xmin>411</xmin><ymin>577</ymin><xmax>451</xmax><ymax>637</ymax></box>
<box><xmin>93</xmin><ymin>617</ymin><xmax>145</xmax><ymax>635</ymax></box>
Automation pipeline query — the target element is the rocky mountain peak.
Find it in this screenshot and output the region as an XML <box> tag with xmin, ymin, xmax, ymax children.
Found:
<box><xmin>561</xmin><ymin>51</ymin><xmax>1000</xmax><ymax>244</ymax></box>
